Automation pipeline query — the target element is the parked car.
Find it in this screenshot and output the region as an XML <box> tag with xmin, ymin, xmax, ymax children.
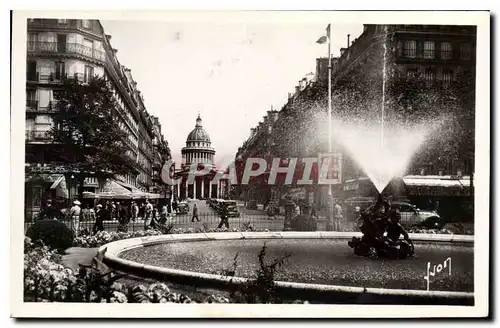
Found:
<box><xmin>218</xmin><ymin>200</ymin><xmax>241</xmax><ymax>218</ymax></box>
<box><xmin>367</xmin><ymin>201</ymin><xmax>443</xmax><ymax>229</ymax></box>
<box><xmin>177</xmin><ymin>201</ymin><xmax>190</xmax><ymax>214</ymax></box>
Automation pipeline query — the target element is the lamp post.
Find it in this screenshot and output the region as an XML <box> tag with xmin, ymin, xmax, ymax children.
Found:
<box><xmin>317</xmin><ymin>24</ymin><xmax>334</xmax><ymax>227</ymax></box>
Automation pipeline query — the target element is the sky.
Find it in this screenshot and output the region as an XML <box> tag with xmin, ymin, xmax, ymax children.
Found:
<box><xmin>100</xmin><ymin>20</ymin><xmax>364</xmax><ymax>167</ymax></box>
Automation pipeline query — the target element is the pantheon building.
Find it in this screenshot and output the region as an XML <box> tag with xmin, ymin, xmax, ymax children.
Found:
<box><xmin>174</xmin><ymin>115</ymin><xmax>228</xmax><ymax>200</ymax></box>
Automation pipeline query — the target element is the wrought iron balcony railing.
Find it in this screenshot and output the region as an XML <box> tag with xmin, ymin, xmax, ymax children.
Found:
<box><xmin>25</xmin><ymin>130</ymin><xmax>51</xmax><ymax>141</ymax></box>
<box><xmin>26</xmin><ymin>100</ymin><xmax>38</xmax><ymax>109</ymax></box>
<box><xmin>27</xmin><ymin>41</ymin><xmax>105</xmax><ymax>62</ymax></box>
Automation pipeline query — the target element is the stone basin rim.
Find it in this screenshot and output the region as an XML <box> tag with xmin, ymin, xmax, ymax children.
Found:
<box><xmin>99</xmin><ymin>231</ymin><xmax>474</xmax><ymax>301</ymax></box>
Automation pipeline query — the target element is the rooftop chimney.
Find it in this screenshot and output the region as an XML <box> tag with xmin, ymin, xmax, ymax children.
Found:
<box><xmin>347</xmin><ymin>34</ymin><xmax>350</xmax><ymax>48</ymax></box>
<box><xmin>340</xmin><ymin>48</ymin><xmax>347</xmax><ymax>56</ymax></box>
<box><xmin>295</xmin><ymin>86</ymin><xmax>300</xmax><ymax>93</ymax></box>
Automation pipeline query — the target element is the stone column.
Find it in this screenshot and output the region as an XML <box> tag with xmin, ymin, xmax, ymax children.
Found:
<box><xmin>193</xmin><ymin>178</ymin><xmax>197</xmax><ymax>199</ymax></box>
<box><xmin>184</xmin><ymin>178</ymin><xmax>188</xmax><ymax>199</ymax></box>
<box><xmin>216</xmin><ymin>181</ymin><xmax>220</xmax><ymax>199</ymax></box>
<box><xmin>201</xmin><ymin>178</ymin><xmax>205</xmax><ymax>199</ymax></box>
<box><xmin>208</xmin><ymin>180</ymin><xmax>212</xmax><ymax>199</ymax></box>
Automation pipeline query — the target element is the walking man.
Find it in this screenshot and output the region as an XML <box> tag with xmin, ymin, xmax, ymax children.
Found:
<box><xmin>69</xmin><ymin>200</ymin><xmax>82</xmax><ymax>236</ymax></box>
<box><xmin>93</xmin><ymin>204</ymin><xmax>105</xmax><ymax>234</ymax></box>
<box><xmin>191</xmin><ymin>203</ymin><xmax>200</xmax><ymax>222</ymax></box>
<box><xmin>217</xmin><ymin>203</ymin><xmax>229</xmax><ymax>229</ymax></box>
<box><xmin>131</xmin><ymin>201</ymin><xmax>139</xmax><ymax>222</ymax></box>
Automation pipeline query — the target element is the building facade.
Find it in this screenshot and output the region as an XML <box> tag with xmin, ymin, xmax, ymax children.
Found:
<box><xmin>25</xmin><ymin>18</ymin><xmax>170</xmax><ymax>216</ymax></box>
<box><xmin>150</xmin><ymin>115</ymin><xmax>172</xmax><ymax>197</ymax></box>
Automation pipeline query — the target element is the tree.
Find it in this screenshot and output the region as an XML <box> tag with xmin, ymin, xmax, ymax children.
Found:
<box><xmin>50</xmin><ymin>76</ymin><xmax>140</xmax><ymax>199</ymax></box>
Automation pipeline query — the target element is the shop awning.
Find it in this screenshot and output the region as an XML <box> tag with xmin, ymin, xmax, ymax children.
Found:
<box><xmin>101</xmin><ymin>179</ymin><xmax>132</xmax><ymax>195</ymax></box>
<box><xmin>402</xmin><ymin>175</ymin><xmax>472</xmax><ymax>196</ymax></box>
<box><xmin>114</xmin><ymin>180</ymin><xmax>150</xmax><ymax>198</ymax></box>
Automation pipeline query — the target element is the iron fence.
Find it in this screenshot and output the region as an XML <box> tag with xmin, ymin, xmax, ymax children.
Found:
<box><xmin>24</xmin><ymin>201</ymin><xmax>474</xmax><ymax>237</ymax></box>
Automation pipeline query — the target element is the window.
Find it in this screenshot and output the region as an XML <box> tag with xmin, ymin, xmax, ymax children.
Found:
<box><xmin>423</xmin><ymin>41</ymin><xmax>435</xmax><ymax>59</ymax></box>
<box><xmin>38</xmin><ymin>89</ymin><xmax>51</xmax><ymax>108</ymax></box>
<box><xmin>424</xmin><ymin>70</ymin><xmax>435</xmax><ymax>87</ymax></box>
<box><xmin>403</xmin><ymin>40</ymin><xmax>417</xmax><ymax>58</ymax></box>
<box><xmin>406</xmin><ymin>68</ymin><xmax>418</xmax><ymax>78</ymax></box>
<box><xmin>27</xmin><ymin>60</ymin><xmax>37</xmax><ymax>81</ymax></box>
<box><xmin>26</xmin><ymin>90</ymin><xmax>37</xmax><ymax>108</ymax></box>
<box><xmin>82</xmin><ymin>20</ymin><xmax>91</xmax><ymax>29</ymax></box>
<box><xmin>460</xmin><ymin>43</ymin><xmax>471</xmax><ymax>60</ymax></box>
<box><xmin>84</xmin><ymin>65</ymin><xmax>94</xmax><ymax>83</ymax></box>
<box><xmin>442</xmin><ymin>70</ymin><xmax>453</xmax><ymax>88</ymax></box>
<box><xmin>441</xmin><ymin>42</ymin><xmax>453</xmax><ymax>59</ymax></box>
<box><xmin>55</xmin><ymin>61</ymin><xmax>66</xmax><ymax>80</ymax></box>
<box><xmin>57</xmin><ymin>19</ymin><xmax>67</xmax><ymax>24</ymax></box>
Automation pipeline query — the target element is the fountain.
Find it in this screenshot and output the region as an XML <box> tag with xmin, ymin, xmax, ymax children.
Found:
<box><xmin>95</xmin><ymin>27</ymin><xmax>472</xmax><ymax>305</ymax></box>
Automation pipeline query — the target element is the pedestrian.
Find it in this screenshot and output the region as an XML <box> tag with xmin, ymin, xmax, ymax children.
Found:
<box><xmin>159</xmin><ymin>204</ymin><xmax>168</xmax><ymax>225</ymax></box>
<box><xmin>139</xmin><ymin>202</ymin><xmax>145</xmax><ymax>219</ymax></box>
<box><xmin>82</xmin><ymin>204</ymin><xmax>91</xmax><ymax>222</ymax></box>
<box><xmin>131</xmin><ymin>201</ymin><xmax>139</xmax><ymax>222</ymax></box>
<box><xmin>334</xmin><ymin>199</ymin><xmax>343</xmax><ymax>231</ymax></box>
<box><xmin>172</xmin><ymin>198</ymin><xmax>178</xmax><ymax>214</ymax></box>
<box><xmin>310</xmin><ymin>200</ymin><xmax>318</xmax><ymax>220</ymax></box>
<box><xmin>110</xmin><ymin>202</ymin><xmax>117</xmax><ymax>220</ymax></box>
<box><xmin>93</xmin><ymin>204</ymin><xmax>105</xmax><ymax>234</ymax></box>
<box><xmin>115</xmin><ymin>201</ymin><xmax>121</xmax><ymax>222</ymax></box>
<box><xmin>191</xmin><ymin>203</ymin><xmax>200</xmax><ymax>222</ymax></box>
<box><xmin>293</xmin><ymin>199</ymin><xmax>301</xmax><ymax>217</ymax></box>
<box><xmin>38</xmin><ymin>199</ymin><xmax>60</xmax><ymax>220</ymax></box>
<box><xmin>118</xmin><ymin>202</ymin><xmax>130</xmax><ymax>233</ymax></box>
<box><xmin>144</xmin><ymin>199</ymin><xmax>153</xmax><ymax>230</ymax></box>
<box><xmin>69</xmin><ymin>200</ymin><xmax>82</xmax><ymax>236</ymax></box>
<box><xmin>167</xmin><ymin>200</ymin><xmax>172</xmax><ymax>215</ymax></box>
<box><xmin>217</xmin><ymin>203</ymin><xmax>229</xmax><ymax>229</ymax></box>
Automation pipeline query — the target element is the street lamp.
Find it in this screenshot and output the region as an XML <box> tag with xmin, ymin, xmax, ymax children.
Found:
<box><xmin>317</xmin><ymin>24</ymin><xmax>334</xmax><ymax>221</ymax></box>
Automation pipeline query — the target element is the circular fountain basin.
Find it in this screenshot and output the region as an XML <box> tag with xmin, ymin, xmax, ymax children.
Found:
<box><xmin>100</xmin><ymin>232</ymin><xmax>474</xmax><ymax>305</ymax></box>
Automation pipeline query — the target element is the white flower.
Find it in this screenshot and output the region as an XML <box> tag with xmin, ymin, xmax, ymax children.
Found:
<box><xmin>110</xmin><ymin>291</ymin><xmax>128</xmax><ymax>303</ymax></box>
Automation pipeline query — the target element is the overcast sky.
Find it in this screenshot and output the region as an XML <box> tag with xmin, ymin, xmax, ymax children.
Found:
<box><xmin>100</xmin><ymin>20</ymin><xmax>364</xmax><ymax>167</ymax></box>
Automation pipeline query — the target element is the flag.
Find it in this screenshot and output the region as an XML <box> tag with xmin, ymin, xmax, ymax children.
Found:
<box><xmin>316</xmin><ymin>24</ymin><xmax>331</xmax><ymax>44</ymax></box>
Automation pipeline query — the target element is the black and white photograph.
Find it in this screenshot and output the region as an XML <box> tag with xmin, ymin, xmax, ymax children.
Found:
<box><xmin>10</xmin><ymin>10</ymin><xmax>490</xmax><ymax>318</ymax></box>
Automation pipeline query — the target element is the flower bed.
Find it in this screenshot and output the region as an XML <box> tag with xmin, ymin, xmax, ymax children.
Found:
<box><xmin>73</xmin><ymin>227</ymin><xmax>270</xmax><ymax>248</ymax></box>
<box><xmin>73</xmin><ymin>227</ymin><xmax>466</xmax><ymax>248</ymax></box>
<box><xmin>23</xmin><ymin>237</ymin><xmax>230</xmax><ymax>303</ymax></box>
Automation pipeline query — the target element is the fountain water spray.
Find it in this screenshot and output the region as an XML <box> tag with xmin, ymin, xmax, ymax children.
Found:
<box><xmin>331</xmin><ymin>118</ymin><xmax>443</xmax><ymax>193</ymax></box>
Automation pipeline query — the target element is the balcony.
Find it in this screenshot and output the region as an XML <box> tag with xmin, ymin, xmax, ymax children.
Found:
<box><xmin>27</xmin><ymin>41</ymin><xmax>105</xmax><ymax>62</ymax></box>
<box><xmin>25</xmin><ymin>130</ymin><xmax>51</xmax><ymax>141</ymax></box>
<box><xmin>26</xmin><ymin>100</ymin><xmax>38</xmax><ymax>110</ymax></box>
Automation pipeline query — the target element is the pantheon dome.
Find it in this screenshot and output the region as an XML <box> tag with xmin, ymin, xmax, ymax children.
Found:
<box><xmin>181</xmin><ymin>115</ymin><xmax>215</xmax><ymax>166</ymax></box>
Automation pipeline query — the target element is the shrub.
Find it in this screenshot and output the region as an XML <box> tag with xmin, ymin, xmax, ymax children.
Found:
<box><xmin>230</xmin><ymin>243</ymin><xmax>291</xmax><ymax>303</ymax></box>
<box><xmin>23</xmin><ymin>239</ymin><xmax>230</xmax><ymax>303</ymax></box>
<box><xmin>26</xmin><ymin>220</ymin><xmax>74</xmax><ymax>252</ymax></box>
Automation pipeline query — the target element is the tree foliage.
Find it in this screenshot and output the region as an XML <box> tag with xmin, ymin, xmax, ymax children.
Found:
<box><xmin>49</xmin><ymin>77</ymin><xmax>140</xmax><ymax>196</ymax></box>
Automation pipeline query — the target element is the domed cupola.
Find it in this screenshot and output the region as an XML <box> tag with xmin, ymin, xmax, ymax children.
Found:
<box><xmin>181</xmin><ymin>114</ymin><xmax>215</xmax><ymax>166</ymax></box>
<box><xmin>186</xmin><ymin>114</ymin><xmax>211</xmax><ymax>143</ymax></box>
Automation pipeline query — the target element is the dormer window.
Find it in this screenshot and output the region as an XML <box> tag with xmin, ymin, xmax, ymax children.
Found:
<box><xmin>82</xmin><ymin>19</ymin><xmax>91</xmax><ymax>29</ymax></box>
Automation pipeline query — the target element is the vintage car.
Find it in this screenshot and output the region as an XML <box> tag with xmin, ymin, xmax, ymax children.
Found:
<box><xmin>177</xmin><ymin>201</ymin><xmax>190</xmax><ymax>214</ymax></box>
<box><xmin>218</xmin><ymin>200</ymin><xmax>240</xmax><ymax>218</ymax></box>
